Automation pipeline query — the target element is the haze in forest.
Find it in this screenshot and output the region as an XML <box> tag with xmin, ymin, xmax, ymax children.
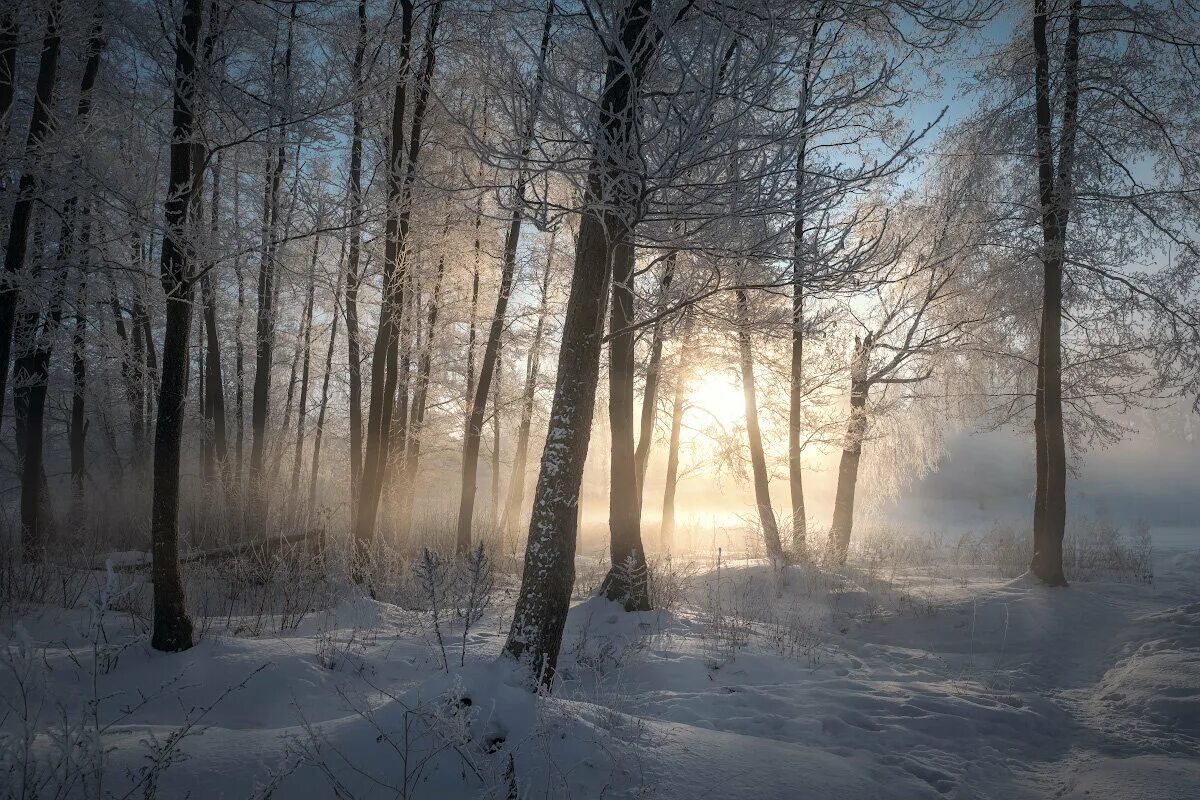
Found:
<box><xmin>1</xmin><ymin>0</ymin><xmax>1199</xmax><ymax>797</ymax></box>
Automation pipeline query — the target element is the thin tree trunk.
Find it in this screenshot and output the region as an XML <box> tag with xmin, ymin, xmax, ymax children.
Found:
<box><xmin>504</xmin><ymin>0</ymin><xmax>660</xmax><ymax>685</ymax></box>
<box><xmin>354</xmin><ymin>0</ymin><xmax>438</xmax><ymax>568</ymax></box>
<box><xmin>736</xmin><ymin>289</ymin><xmax>784</xmax><ymax>565</ymax></box>
<box><xmin>150</xmin><ymin>0</ymin><xmax>205</xmax><ymax>653</ymax></box>
<box><xmin>290</xmin><ymin>235</ymin><xmax>319</xmax><ymax>497</ymax></box>
<box><xmin>15</xmin><ymin>9</ymin><xmax>104</xmax><ymax>557</ymax></box>
<box><xmin>490</xmin><ymin>350</ymin><xmax>502</xmax><ymax>532</ymax></box>
<box><xmin>309</xmin><ymin>239</ymin><xmax>345</xmax><ymax>510</ymax></box>
<box><xmin>249</xmin><ymin>2</ymin><xmax>297</xmax><ymax>528</ymax></box>
<box><xmin>201</xmin><ymin>155</ymin><xmax>228</xmax><ymax>485</ymax></box>
<box><xmin>70</xmin><ymin>279</ymin><xmax>88</xmax><ymax>505</ymax></box>
<box><xmin>500</xmin><ymin>232</ymin><xmax>555</xmax><ymax>536</ymax></box>
<box><xmin>633</xmin><ymin>254</ymin><xmax>674</xmax><ymax>502</ymax></box>
<box><xmin>344</xmin><ymin>0</ymin><xmax>367</xmax><ymax>510</ymax></box>
<box><xmin>0</xmin><ymin>0</ymin><xmax>62</xmax><ymax>429</ymax></box>
<box><xmin>397</xmin><ymin>225</ymin><xmax>448</xmax><ymax>535</ymax></box>
<box><xmin>789</xmin><ymin>12</ymin><xmax>822</xmax><ymax>560</ymax></box>
<box><xmin>660</xmin><ymin>312</ymin><xmax>692</xmax><ymax>553</ymax></box>
<box><xmin>455</xmin><ymin>0</ymin><xmax>553</xmax><ymax>554</ymax></box>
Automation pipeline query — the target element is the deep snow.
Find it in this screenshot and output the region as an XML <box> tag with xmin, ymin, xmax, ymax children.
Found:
<box><xmin>2</xmin><ymin>537</ymin><xmax>1198</xmax><ymax>799</ymax></box>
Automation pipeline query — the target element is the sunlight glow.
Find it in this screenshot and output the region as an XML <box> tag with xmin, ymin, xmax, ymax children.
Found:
<box><xmin>688</xmin><ymin>370</ymin><xmax>745</xmax><ymax>433</ymax></box>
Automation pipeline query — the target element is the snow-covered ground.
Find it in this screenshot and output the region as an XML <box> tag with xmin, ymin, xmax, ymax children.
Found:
<box><xmin>2</xmin><ymin>531</ymin><xmax>1198</xmax><ymax>799</ymax></box>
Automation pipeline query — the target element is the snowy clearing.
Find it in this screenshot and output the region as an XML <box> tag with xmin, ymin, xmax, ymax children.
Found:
<box><xmin>2</xmin><ymin>532</ymin><xmax>1198</xmax><ymax>799</ymax></box>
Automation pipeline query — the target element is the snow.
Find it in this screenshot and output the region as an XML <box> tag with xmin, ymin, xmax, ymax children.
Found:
<box><xmin>3</xmin><ymin>534</ymin><xmax>1198</xmax><ymax>799</ymax></box>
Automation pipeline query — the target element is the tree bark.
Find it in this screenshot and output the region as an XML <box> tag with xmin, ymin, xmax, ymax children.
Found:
<box><xmin>735</xmin><ymin>289</ymin><xmax>785</xmax><ymax>565</ymax></box>
<box><xmin>290</xmin><ymin>235</ymin><xmax>319</xmax><ymax>497</ymax></box>
<box><xmin>354</xmin><ymin>0</ymin><xmax>438</xmax><ymax>568</ymax></box>
<box><xmin>454</xmin><ymin>0</ymin><xmax>553</xmax><ymax>554</ymax></box>
<box><xmin>15</xmin><ymin>8</ymin><xmax>104</xmax><ymax>557</ymax></box>
<box><xmin>829</xmin><ymin>334</ymin><xmax>872</xmax><ymax>565</ymax></box>
<box><xmin>150</xmin><ymin>0</ymin><xmax>205</xmax><ymax>653</ymax></box>
<box><xmin>343</xmin><ymin>0</ymin><xmax>368</xmax><ymax>520</ymax></box>
<box><xmin>603</xmin><ymin>232</ymin><xmax>651</xmax><ymax>609</ymax></box>
<box><xmin>1029</xmin><ymin>0</ymin><xmax>1079</xmax><ymax>587</ymax></box>
<box><xmin>201</xmin><ymin>156</ymin><xmax>228</xmax><ymax>485</ymax></box>
<box><xmin>504</xmin><ymin>0</ymin><xmax>659</xmax><ymax>686</ymax></box>
<box><xmin>0</xmin><ymin>0</ymin><xmax>61</xmax><ymax>429</ymax></box>
<box><xmin>789</xmin><ymin>12</ymin><xmax>822</xmax><ymax>560</ymax></box>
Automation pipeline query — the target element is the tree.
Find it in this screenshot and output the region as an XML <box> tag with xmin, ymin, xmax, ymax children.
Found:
<box><xmin>505</xmin><ymin>0</ymin><xmax>663</xmax><ymax>685</ymax></box>
<box><xmin>149</xmin><ymin>0</ymin><xmax>206</xmax><ymax>653</ymax></box>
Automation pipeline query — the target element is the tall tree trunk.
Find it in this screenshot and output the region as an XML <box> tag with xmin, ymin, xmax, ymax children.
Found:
<box><xmin>309</xmin><ymin>239</ymin><xmax>345</xmax><ymax>510</ymax></box>
<box><xmin>736</xmin><ymin>289</ymin><xmax>784</xmax><ymax>565</ymax></box>
<box><xmin>290</xmin><ymin>235</ymin><xmax>319</xmax><ymax>497</ymax></box>
<box><xmin>504</xmin><ymin>0</ymin><xmax>659</xmax><ymax>686</ymax></box>
<box><xmin>15</xmin><ymin>8</ymin><xmax>104</xmax><ymax>557</ymax></box>
<box><xmin>397</xmin><ymin>226</ymin><xmax>448</xmax><ymax>535</ymax></box>
<box><xmin>70</xmin><ymin>279</ymin><xmax>87</xmax><ymax>507</ymax></box>
<box><xmin>455</xmin><ymin>0</ymin><xmax>553</xmax><ymax>554</ymax></box>
<box><xmin>828</xmin><ymin>334</ymin><xmax>872</xmax><ymax>565</ymax></box>
<box><xmin>633</xmin><ymin>255</ymin><xmax>674</xmax><ymax>503</ymax></box>
<box><xmin>248</xmin><ymin>2</ymin><xmax>297</xmax><ymax>528</ymax></box>
<box><xmin>109</xmin><ymin>284</ymin><xmax>145</xmax><ymax>464</ymax></box>
<box><xmin>490</xmin><ymin>351</ymin><xmax>502</xmax><ymax>532</ymax></box>
<box><xmin>602</xmin><ymin>234</ymin><xmax>651</xmax><ymax>608</ymax></box>
<box><xmin>500</xmin><ymin>232</ymin><xmax>555</xmax><ymax>536</ymax></box>
<box><xmin>354</xmin><ymin>0</ymin><xmax>439</xmax><ymax>568</ymax></box>
<box><xmin>344</xmin><ymin>0</ymin><xmax>368</xmax><ymax>511</ymax></box>
<box><xmin>150</xmin><ymin>0</ymin><xmax>205</xmax><ymax>653</ymax></box>
<box><xmin>201</xmin><ymin>155</ymin><xmax>228</xmax><ymax>485</ymax></box>
<box><xmin>0</xmin><ymin>0</ymin><xmax>61</xmax><ymax>429</ymax></box>
<box><xmin>1028</xmin><ymin>0</ymin><xmax>1079</xmax><ymax>587</ymax></box>
<box><xmin>789</xmin><ymin>12</ymin><xmax>821</xmax><ymax>560</ymax></box>
<box><xmin>660</xmin><ymin>312</ymin><xmax>692</xmax><ymax>553</ymax></box>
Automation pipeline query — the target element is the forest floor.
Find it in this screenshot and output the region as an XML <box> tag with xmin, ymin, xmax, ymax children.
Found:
<box><xmin>2</xmin><ymin>529</ymin><xmax>1198</xmax><ymax>799</ymax></box>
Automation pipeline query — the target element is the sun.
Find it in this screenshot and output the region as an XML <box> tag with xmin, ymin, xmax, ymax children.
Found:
<box><xmin>688</xmin><ymin>370</ymin><xmax>745</xmax><ymax>432</ymax></box>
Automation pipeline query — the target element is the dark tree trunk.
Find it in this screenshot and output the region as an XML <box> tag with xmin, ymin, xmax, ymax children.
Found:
<box><xmin>201</xmin><ymin>156</ymin><xmax>228</xmax><ymax>485</ymax></box>
<box><xmin>70</xmin><ymin>281</ymin><xmax>87</xmax><ymax>499</ymax></box>
<box><xmin>150</xmin><ymin>0</ymin><xmax>206</xmax><ymax>653</ymax></box>
<box><xmin>1028</xmin><ymin>0</ymin><xmax>1079</xmax><ymax>587</ymax></box>
<box><xmin>354</xmin><ymin>0</ymin><xmax>438</xmax><ymax>567</ymax></box>
<box><xmin>829</xmin><ymin>334</ymin><xmax>872</xmax><ymax>565</ymax></box>
<box><xmin>248</xmin><ymin>2</ymin><xmax>297</xmax><ymax>528</ymax></box>
<box><xmin>735</xmin><ymin>289</ymin><xmax>784</xmax><ymax>565</ymax></box>
<box><xmin>309</xmin><ymin>239</ymin><xmax>345</xmax><ymax>509</ymax></box>
<box><xmin>110</xmin><ymin>286</ymin><xmax>145</xmax><ymax>465</ymax></box>
<box><xmin>341</xmin><ymin>0</ymin><xmax>367</xmax><ymax>520</ymax></box>
<box><xmin>15</xmin><ymin>9</ymin><xmax>104</xmax><ymax>557</ymax></box>
<box><xmin>789</xmin><ymin>13</ymin><xmax>821</xmax><ymax>559</ymax></box>
<box><xmin>504</xmin><ymin>0</ymin><xmax>659</xmax><ymax>686</ymax></box>
<box><xmin>0</xmin><ymin>0</ymin><xmax>61</xmax><ymax>429</ymax></box>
